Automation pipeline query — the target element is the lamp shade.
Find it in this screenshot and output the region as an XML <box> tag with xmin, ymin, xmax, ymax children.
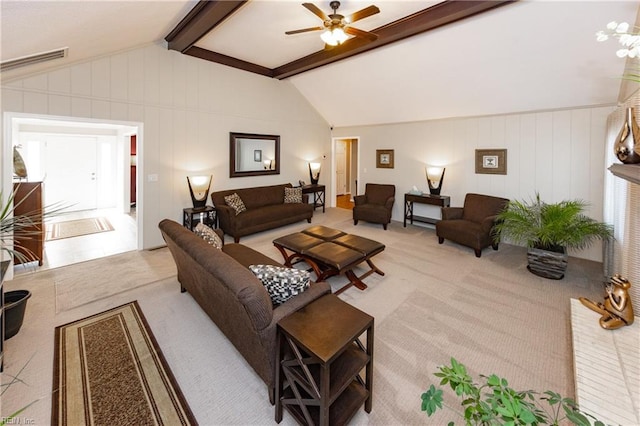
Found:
<box><xmin>426</xmin><ymin>166</ymin><xmax>445</xmax><ymax>195</ymax></box>
<box><xmin>187</xmin><ymin>175</ymin><xmax>212</xmax><ymax>208</ymax></box>
<box><xmin>309</xmin><ymin>162</ymin><xmax>321</xmax><ymax>185</ymax></box>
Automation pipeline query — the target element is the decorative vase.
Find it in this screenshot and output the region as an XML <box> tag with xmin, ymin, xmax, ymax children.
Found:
<box><xmin>4</xmin><ymin>290</ymin><xmax>31</xmax><ymax>339</ymax></box>
<box><xmin>527</xmin><ymin>247</ymin><xmax>568</xmax><ymax>280</ymax></box>
<box><xmin>613</xmin><ymin>107</ymin><xmax>640</xmax><ymax>164</ymax></box>
<box><xmin>13</xmin><ymin>145</ymin><xmax>28</xmax><ymax>179</ymax></box>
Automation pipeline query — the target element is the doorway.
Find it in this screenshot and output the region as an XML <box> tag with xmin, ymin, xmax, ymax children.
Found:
<box><xmin>333</xmin><ymin>137</ymin><xmax>359</xmax><ymax>209</ymax></box>
<box><xmin>4</xmin><ymin>113</ymin><xmax>142</xmax><ymax>274</ymax></box>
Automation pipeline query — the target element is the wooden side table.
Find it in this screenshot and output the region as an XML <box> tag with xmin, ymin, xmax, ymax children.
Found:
<box><xmin>301</xmin><ymin>184</ymin><xmax>326</xmax><ymax>213</ymax></box>
<box><xmin>404</xmin><ymin>193</ymin><xmax>450</xmax><ymax>227</ymax></box>
<box><xmin>182</xmin><ymin>206</ymin><xmax>217</xmax><ymax>231</ymax></box>
<box><xmin>275</xmin><ymin>294</ymin><xmax>374</xmax><ymax>425</ymax></box>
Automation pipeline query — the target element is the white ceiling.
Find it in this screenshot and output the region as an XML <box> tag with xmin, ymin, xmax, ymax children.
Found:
<box><xmin>2</xmin><ymin>1</ymin><xmax>638</xmax><ymax>127</ymax></box>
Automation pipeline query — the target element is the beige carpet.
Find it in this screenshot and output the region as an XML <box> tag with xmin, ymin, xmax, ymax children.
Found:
<box><xmin>2</xmin><ymin>208</ymin><xmax>606</xmax><ymax>425</ymax></box>
<box><xmin>52</xmin><ymin>301</ymin><xmax>197</xmax><ymax>425</ymax></box>
<box><xmin>53</xmin><ymin>248</ymin><xmax>176</xmax><ymax>312</ymax></box>
<box><xmin>47</xmin><ymin>217</ymin><xmax>114</xmax><ymax>241</ymax></box>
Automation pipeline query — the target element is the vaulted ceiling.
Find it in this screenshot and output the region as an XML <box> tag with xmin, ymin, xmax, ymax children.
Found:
<box><xmin>2</xmin><ymin>1</ymin><xmax>638</xmax><ymax>127</ymax></box>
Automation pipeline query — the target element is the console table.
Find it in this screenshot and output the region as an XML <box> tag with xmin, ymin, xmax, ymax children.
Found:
<box><xmin>404</xmin><ymin>193</ymin><xmax>450</xmax><ymax>226</ymax></box>
<box><xmin>182</xmin><ymin>206</ymin><xmax>217</xmax><ymax>231</ymax></box>
<box><xmin>275</xmin><ymin>294</ymin><xmax>373</xmax><ymax>425</ymax></box>
<box><xmin>301</xmin><ymin>184</ymin><xmax>326</xmax><ymax>213</ymax></box>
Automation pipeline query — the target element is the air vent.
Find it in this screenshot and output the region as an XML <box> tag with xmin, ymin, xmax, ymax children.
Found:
<box><xmin>1</xmin><ymin>47</ymin><xmax>68</xmax><ymax>72</ymax></box>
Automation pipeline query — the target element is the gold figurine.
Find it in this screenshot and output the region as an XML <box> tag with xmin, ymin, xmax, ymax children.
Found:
<box><xmin>580</xmin><ymin>274</ymin><xmax>634</xmax><ymax>330</ymax></box>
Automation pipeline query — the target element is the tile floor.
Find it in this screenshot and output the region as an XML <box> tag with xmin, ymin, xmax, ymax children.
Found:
<box><xmin>14</xmin><ymin>207</ymin><xmax>137</xmax><ymax>274</ymax></box>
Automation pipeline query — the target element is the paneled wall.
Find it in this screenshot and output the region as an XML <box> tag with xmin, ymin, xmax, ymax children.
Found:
<box><xmin>334</xmin><ymin>106</ymin><xmax>614</xmax><ymax>262</ymax></box>
<box><xmin>1</xmin><ymin>42</ymin><xmax>331</xmax><ymax>248</ymax></box>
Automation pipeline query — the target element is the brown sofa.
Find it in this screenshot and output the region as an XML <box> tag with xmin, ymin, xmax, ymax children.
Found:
<box><xmin>211</xmin><ymin>183</ymin><xmax>313</xmax><ymax>242</ymax></box>
<box><xmin>158</xmin><ymin>219</ymin><xmax>331</xmax><ymax>403</ymax></box>
<box><xmin>435</xmin><ymin>193</ymin><xmax>509</xmax><ymax>257</ymax></box>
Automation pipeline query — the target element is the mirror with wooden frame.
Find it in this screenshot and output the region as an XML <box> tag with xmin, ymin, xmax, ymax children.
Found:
<box><xmin>229</xmin><ymin>132</ymin><xmax>280</xmax><ymax>177</ymax></box>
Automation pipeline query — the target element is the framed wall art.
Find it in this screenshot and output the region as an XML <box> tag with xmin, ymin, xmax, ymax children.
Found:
<box><xmin>475</xmin><ymin>149</ymin><xmax>507</xmax><ymax>175</ymax></box>
<box><xmin>376</xmin><ymin>149</ymin><xmax>394</xmax><ymax>169</ymax></box>
<box><xmin>254</xmin><ymin>149</ymin><xmax>262</xmax><ymax>162</ymax></box>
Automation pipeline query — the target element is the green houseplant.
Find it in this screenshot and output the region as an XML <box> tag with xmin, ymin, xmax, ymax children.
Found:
<box><xmin>492</xmin><ymin>194</ymin><xmax>612</xmax><ymax>279</ymax></box>
<box><xmin>421</xmin><ymin>358</ymin><xmax>604</xmax><ymax>426</ymax></box>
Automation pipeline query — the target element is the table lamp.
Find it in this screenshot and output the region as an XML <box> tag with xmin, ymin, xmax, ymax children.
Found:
<box><xmin>309</xmin><ymin>162</ymin><xmax>321</xmax><ymax>185</ymax></box>
<box><xmin>187</xmin><ymin>175</ymin><xmax>212</xmax><ymax>209</ymax></box>
<box><xmin>426</xmin><ymin>166</ymin><xmax>445</xmax><ymax>196</ymax></box>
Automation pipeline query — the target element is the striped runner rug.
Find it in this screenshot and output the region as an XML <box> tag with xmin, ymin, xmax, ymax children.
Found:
<box><xmin>52</xmin><ymin>301</ymin><xmax>197</xmax><ymax>425</ymax></box>
<box><xmin>47</xmin><ymin>217</ymin><xmax>114</xmax><ymax>241</ymax></box>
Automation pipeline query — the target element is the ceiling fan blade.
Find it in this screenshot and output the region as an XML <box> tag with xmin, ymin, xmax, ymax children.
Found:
<box><xmin>302</xmin><ymin>3</ymin><xmax>328</xmax><ymax>21</ymax></box>
<box><xmin>346</xmin><ymin>5</ymin><xmax>379</xmax><ymax>24</ymax></box>
<box><xmin>344</xmin><ymin>26</ymin><xmax>378</xmax><ymax>42</ymax></box>
<box><xmin>285</xmin><ymin>26</ymin><xmax>324</xmax><ymax>35</ymax></box>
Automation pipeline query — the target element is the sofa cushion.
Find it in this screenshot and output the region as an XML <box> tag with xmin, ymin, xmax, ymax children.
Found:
<box><xmin>239</xmin><ymin>185</ymin><xmax>288</xmax><ymax>209</ymax></box>
<box><xmin>233</xmin><ymin>204</ymin><xmax>309</xmax><ymax>229</ymax></box>
<box><xmin>249</xmin><ymin>264</ymin><xmax>310</xmax><ymax>306</ymax></box>
<box><xmin>194</xmin><ymin>223</ymin><xmax>223</xmax><ymax>249</ymax></box>
<box><xmin>223</xmin><ymin>243</ymin><xmax>282</xmax><ymax>269</ymax></box>
<box><xmin>284</xmin><ymin>187</ymin><xmax>302</xmax><ymax>204</ymax></box>
<box><xmin>225</xmin><ymin>193</ymin><xmax>247</xmax><ymax>215</ymax></box>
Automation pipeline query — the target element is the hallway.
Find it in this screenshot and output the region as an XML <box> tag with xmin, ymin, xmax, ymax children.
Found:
<box><xmin>14</xmin><ymin>207</ymin><xmax>137</xmax><ymax>274</ymax></box>
<box><xmin>336</xmin><ymin>194</ymin><xmax>354</xmax><ymax>210</ymax></box>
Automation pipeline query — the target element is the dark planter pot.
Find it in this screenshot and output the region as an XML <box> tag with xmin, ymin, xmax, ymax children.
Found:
<box><xmin>527</xmin><ymin>246</ymin><xmax>568</xmax><ymax>280</ymax></box>
<box><xmin>4</xmin><ymin>290</ymin><xmax>31</xmax><ymax>339</ymax></box>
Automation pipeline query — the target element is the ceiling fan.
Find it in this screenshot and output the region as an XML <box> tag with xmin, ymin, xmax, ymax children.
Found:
<box><xmin>285</xmin><ymin>1</ymin><xmax>380</xmax><ymax>47</ymax></box>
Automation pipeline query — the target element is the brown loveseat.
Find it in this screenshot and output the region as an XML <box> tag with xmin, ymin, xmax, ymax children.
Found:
<box><xmin>211</xmin><ymin>183</ymin><xmax>313</xmax><ymax>242</ymax></box>
<box><xmin>158</xmin><ymin>219</ymin><xmax>331</xmax><ymax>403</ymax></box>
<box><xmin>435</xmin><ymin>193</ymin><xmax>509</xmax><ymax>257</ymax></box>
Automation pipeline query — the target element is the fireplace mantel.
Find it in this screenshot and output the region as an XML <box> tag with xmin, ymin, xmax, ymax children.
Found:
<box><xmin>608</xmin><ymin>164</ymin><xmax>640</xmax><ymax>186</ymax></box>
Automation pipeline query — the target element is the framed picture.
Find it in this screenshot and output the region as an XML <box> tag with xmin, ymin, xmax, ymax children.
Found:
<box><xmin>254</xmin><ymin>149</ymin><xmax>262</xmax><ymax>162</ymax></box>
<box><xmin>376</xmin><ymin>149</ymin><xmax>394</xmax><ymax>168</ymax></box>
<box><xmin>475</xmin><ymin>149</ymin><xmax>507</xmax><ymax>175</ymax></box>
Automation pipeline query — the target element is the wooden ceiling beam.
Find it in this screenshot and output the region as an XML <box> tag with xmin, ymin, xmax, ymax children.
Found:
<box><xmin>273</xmin><ymin>0</ymin><xmax>516</xmax><ymax>79</ymax></box>
<box><xmin>184</xmin><ymin>46</ymin><xmax>273</xmax><ymax>77</ymax></box>
<box><xmin>165</xmin><ymin>0</ymin><xmax>248</xmax><ymax>53</ymax></box>
<box><xmin>165</xmin><ymin>0</ymin><xmax>516</xmax><ymax>79</ymax></box>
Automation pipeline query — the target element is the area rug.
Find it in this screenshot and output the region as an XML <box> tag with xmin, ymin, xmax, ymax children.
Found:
<box><xmin>47</xmin><ymin>217</ymin><xmax>114</xmax><ymax>241</ymax></box>
<box><xmin>52</xmin><ymin>301</ymin><xmax>197</xmax><ymax>426</ymax></box>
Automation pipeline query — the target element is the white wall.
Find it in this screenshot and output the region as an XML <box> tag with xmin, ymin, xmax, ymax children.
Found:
<box><xmin>334</xmin><ymin>106</ymin><xmax>614</xmax><ymax>262</ymax></box>
<box><xmin>1</xmin><ymin>42</ymin><xmax>330</xmax><ymax>248</ymax></box>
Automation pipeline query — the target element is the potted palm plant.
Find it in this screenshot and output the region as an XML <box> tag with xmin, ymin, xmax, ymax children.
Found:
<box><xmin>493</xmin><ymin>194</ymin><xmax>613</xmax><ymax>279</ymax></box>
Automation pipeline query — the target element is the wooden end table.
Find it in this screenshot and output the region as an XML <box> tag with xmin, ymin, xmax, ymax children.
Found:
<box><xmin>301</xmin><ymin>184</ymin><xmax>326</xmax><ymax>213</ymax></box>
<box><xmin>404</xmin><ymin>193</ymin><xmax>450</xmax><ymax>226</ymax></box>
<box><xmin>182</xmin><ymin>206</ymin><xmax>217</xmax><ymax>231</ymax></box>
<box><xmin>275</xmin><ymin>294</ymin><xmax>374</xmax><ymax>425</ymax></box>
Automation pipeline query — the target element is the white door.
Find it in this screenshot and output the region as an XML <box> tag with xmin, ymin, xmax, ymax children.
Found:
<box><xmin>336</xmin><ymin>140</ymin><xmax>347</xmax><ymax>195</ymax></box>
<box><xmin>43</xmin><ymin>136</ymin><xmax>98</xmax><ymax>211</ymax></box>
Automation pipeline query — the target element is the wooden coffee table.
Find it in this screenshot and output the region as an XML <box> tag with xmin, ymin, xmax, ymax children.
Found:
<box><xmin>275</xmin><ymin>294</ymin><xmax>374</xmax><ymax>425</ymax></box>
<box><xmin>273</xmin><ymin>226</ymin><xmax>385</xmax><ymax>295</ymax></box>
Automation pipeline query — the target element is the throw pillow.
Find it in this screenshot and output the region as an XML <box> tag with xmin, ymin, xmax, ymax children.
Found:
<box><xmin>249</xmin><ymin>264</ymin><xmax>311</xmax><ymax>306</ymax></box>
<box><xmin>284</xmin><ymin>187</ymin><xmax>303</xmax><ymax>204</ymax></box>
<box><xmin>194</xmin><ymin>222</ymin><xmax>223</xmax><ymax>249</ymax></box>
<box><xmin>224</xmin><ymin>192</ymin><xmax>247</xmax><ymax>215</ymax></box>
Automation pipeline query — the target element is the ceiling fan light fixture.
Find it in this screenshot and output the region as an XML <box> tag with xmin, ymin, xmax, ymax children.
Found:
<box><xmin>321</xmin><ymin>27</ymin><xmax>349</xmax><ymax>46</ymax></box>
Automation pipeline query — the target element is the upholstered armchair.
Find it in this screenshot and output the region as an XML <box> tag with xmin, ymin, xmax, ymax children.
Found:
<box><xmin>435</xmin><ymin>193</ymin><xmax>509</xmax><ymax>257</ymax></box>
<box><xmin>353</xmin><ymin>183</ymin><xmax>396</xmax><ymax>230</ymax></box>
